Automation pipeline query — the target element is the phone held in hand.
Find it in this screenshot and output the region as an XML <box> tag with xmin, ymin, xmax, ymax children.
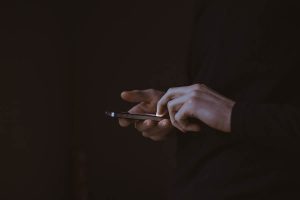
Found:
<box><xmin>105</xmin><ymin>111</ymin><xmax>167</xmax><ymax>121</ymax></box>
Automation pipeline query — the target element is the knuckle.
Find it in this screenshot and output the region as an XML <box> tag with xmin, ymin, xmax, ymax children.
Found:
<box><xmin>188</xmin><ymin>96</ymin><xmax>197</xmax><ymax>104</ymax></box>
<box><xmin>167</xmin><ymin>87</ymin><xmax>174</xmax><ymax>93</ymax></box>
<box><xmin>190</xmin><ymin>90</ymin><xmax>199</xmax><ymax>97</ymax></box>
<box><xmin>192</xmin><ymin>84</ymin><xmax>201</xmax><ymax>90</ymax></box>
<box><xmin>181</xmin><ymin>123</ymin><xmax>188</xmax><ymax>129</ymax></box>
<box><xmin>193</xmin><ymin>83</ymin><xmax>206</xmax><ymax>91</ymax></box>
<box><xmin>135</xmin><ymin>122</ymin><xmax>144</xmax><ymax>131</ymax></box>
<box><xmin>147</xmin><ymin>88</ymin><xmax>155</xmax><ymax>93</ymax></box>
<box><xmin>167</xmin><ymin>101</ymin><xmax>173</xmax><ymax>109</ymax></box>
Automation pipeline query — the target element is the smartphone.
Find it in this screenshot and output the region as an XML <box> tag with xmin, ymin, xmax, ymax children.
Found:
<box><xmin>105</xmin><ymin>111</ymin><xmax>167</xmax><ymax>121</ymax></box>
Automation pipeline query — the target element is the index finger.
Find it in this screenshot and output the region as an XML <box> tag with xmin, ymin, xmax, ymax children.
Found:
<box><xmin>121</xmin><ymin>90</ymin><xmax>152</xmax><ymax>103</ymax></box>
<box><xmin>118</xmin><ymin>118</ymin><xmax>133</xmax><ymax>127</ymax></box>
<box><xmin>156</xmin><ymin>86</ymin><xmax>190</xmax><ymax>116</ymax></box>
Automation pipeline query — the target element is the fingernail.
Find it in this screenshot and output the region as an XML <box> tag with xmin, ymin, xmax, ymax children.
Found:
<box><xmin>162</xmin><ymin>121</ymin><xmax>167</xmax><ymax>126</ymax></box>
<box><xmin>156</xmin><ymin>112</ymin><xmax>164</xmax><ymax>117</ymax></box>
<box><xmin>121</xmin><ymin>91</ymin><xmax>130</xmax><ymax>99</ymax></box>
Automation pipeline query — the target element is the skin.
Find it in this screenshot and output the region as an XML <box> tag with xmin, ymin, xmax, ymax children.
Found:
<box><xmin>119</xmin><ymin>89</ymin><xmax>174</xmax><ymax>141</ymax></box>
<box><xmin>119</xmin><ymin>84</ymin><xmax>236</xmax><ymax>141</ymax></box>
<box><xmin>156</xmin><ymin>84</ymin><xmax>236</xmax><ymax>133</ymax></box>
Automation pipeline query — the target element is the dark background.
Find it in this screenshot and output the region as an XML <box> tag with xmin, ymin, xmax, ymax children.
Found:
<box><xmin>0</xmin><ymin>0</ymin><xmax>193</xmax><ymax>199</ymax></box>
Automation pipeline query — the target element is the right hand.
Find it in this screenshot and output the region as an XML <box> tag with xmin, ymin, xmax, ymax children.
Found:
<box><xmin>119</xmin><ymin>89</ymin><xmax>174</xmax><ymax>141</ymax></box>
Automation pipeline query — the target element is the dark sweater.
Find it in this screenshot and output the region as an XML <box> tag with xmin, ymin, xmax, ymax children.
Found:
<box><xmin>172</xmin><ymin>0</ymin><xmax>300</xmax><ymax>199</ymax></box>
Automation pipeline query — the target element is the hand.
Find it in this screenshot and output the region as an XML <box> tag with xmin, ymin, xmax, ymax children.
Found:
<box><xmin>119</xmin><ymin>89</ymin><xmax>174</xmax><ymax>141</ymax></box>
<box><xmin>156</xmin><ymin>84</ymin><xmax>235</xmax><ymax>133</ymax></box>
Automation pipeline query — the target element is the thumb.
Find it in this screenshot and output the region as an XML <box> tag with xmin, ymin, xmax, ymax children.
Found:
<box><xmin>121</xmin><ymin>90</ymin><xmax>151</xmax><ymax>103</ymax></box>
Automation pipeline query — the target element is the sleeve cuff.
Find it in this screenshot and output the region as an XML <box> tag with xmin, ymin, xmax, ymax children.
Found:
<box><xmin>231</xmin><ymin>102</ymin><xmax>248</xmax><ymax>137</ymax></box>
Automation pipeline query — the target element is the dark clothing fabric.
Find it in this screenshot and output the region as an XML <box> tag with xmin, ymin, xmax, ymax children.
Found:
<box><xmin>173</xmin><ymin>0</ymin><xmax>300</xmax><ymax>199</ymax></box>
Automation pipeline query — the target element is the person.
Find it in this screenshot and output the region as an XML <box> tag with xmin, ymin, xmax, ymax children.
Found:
<box><xmin>119</xmin><ymin>0</ymin><xmax>300</xmax><ymax>199</ymax></box>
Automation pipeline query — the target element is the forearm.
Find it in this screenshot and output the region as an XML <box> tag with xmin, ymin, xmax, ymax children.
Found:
<box><xmin>231</xmin><ymin>102</ymin><xmax>300</xmax><ymax>137</ymax></box>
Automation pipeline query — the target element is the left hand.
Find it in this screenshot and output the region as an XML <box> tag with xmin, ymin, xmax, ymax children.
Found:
<box><xmin>156</xmin><ymin>84</ymin><xmax>235</xmax><ymax>133</ymax></box>
<box><xmin>119</xmin><ymin>89</ymin><xmax>174</xmax><ymax>141</ymax></box>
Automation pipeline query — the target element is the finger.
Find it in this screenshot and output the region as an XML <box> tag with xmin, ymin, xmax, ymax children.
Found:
<box><xmin>167</xmin><ymin>97</ymin><xmax>188</xmax><ymax>132</ymax></box>
<box><xmin>135</xmin><ymin>120</ymin><xmax>157</xmax><ymax>132</ymax></box>
<box><xmin>174</xmin><ymin>103</ymin><xmax>191</xmax><ymax>126</ymax></box>
<box><xmin>121</xmin><ymin>90</ymin><xmax>152</xmax><ymax>103</ymax></box>
<box><xmin>156</xmin><ymin>88</ymin><xmax>181</xmax><ymax>116</ymax></box>
<box><xmin>175</xmin><ymin>103</ymin><xmax>201</xmax><ymax>132</ymax></box>
<box><xmin>143</xmin><ymin>119</ymin><xmax>171</xmax><ymax>135</ymax></box>
<box><xmin>118</xmin><ymin>118</ymin><xmax>133</xmax><ymax>127</ymax></box>
<box><xmin>143</xmin><ymin>119</ymin><xmax>172</xmax><ymax>138</ymax></box>
<box><xmin>157</xmin><ymin>119</ymin><xmax>172</xmax><ymax>129</ymax></box>
<box><xmin>166</xmin><ymin>94</ymin><xmax>192</xmax><ymax>117</ymax></box>
<box><xmin>119</xmin><ymin>103</ymin><xmax>148</xmax><ymax>127</ymax></box>
<box><xmin>184</xmin><ymin>123</ymin><xmax>201</xmax><ymax>132</ymax></box>
<box><xmin>156</xmin><ymin>86</ymin><xmax>194</xmax><ymax>116</ymax></box>
<box><xmin>155</xmin><ymin>119</ymin><xmax>174</xmax><ymax>136</ymax></box>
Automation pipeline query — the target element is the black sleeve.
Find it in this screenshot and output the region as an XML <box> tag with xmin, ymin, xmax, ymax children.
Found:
<box><xmin>231</xmin><ymin>1</ymin><xmax>300</xmax><ymax>138</ymax></box>
<box><xmin>231</xmin><ymin>103</ymin><xmax>300</xmax><ymax>137</ymax></box>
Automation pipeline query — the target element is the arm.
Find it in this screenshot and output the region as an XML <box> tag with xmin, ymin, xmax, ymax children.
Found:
<box><xmin>232</xmin><ymin>103</ymin><xmax>300</xmax><ymax>137</ymax></box>
<box><xmin>156</xmin><ymin>84</ymin><xmax>300</xmax><ymax>139</ymax></box>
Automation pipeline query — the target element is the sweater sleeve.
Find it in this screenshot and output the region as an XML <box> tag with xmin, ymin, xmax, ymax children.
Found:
<box><xmin>231</xmin><ymin>102</ymin><xmax>300</xmax><ymax>137</ymax></box>
<box><xmin>231</xmin><ymin>2</ymin><xmax>300</xmax><ymax>139</ymax></box>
